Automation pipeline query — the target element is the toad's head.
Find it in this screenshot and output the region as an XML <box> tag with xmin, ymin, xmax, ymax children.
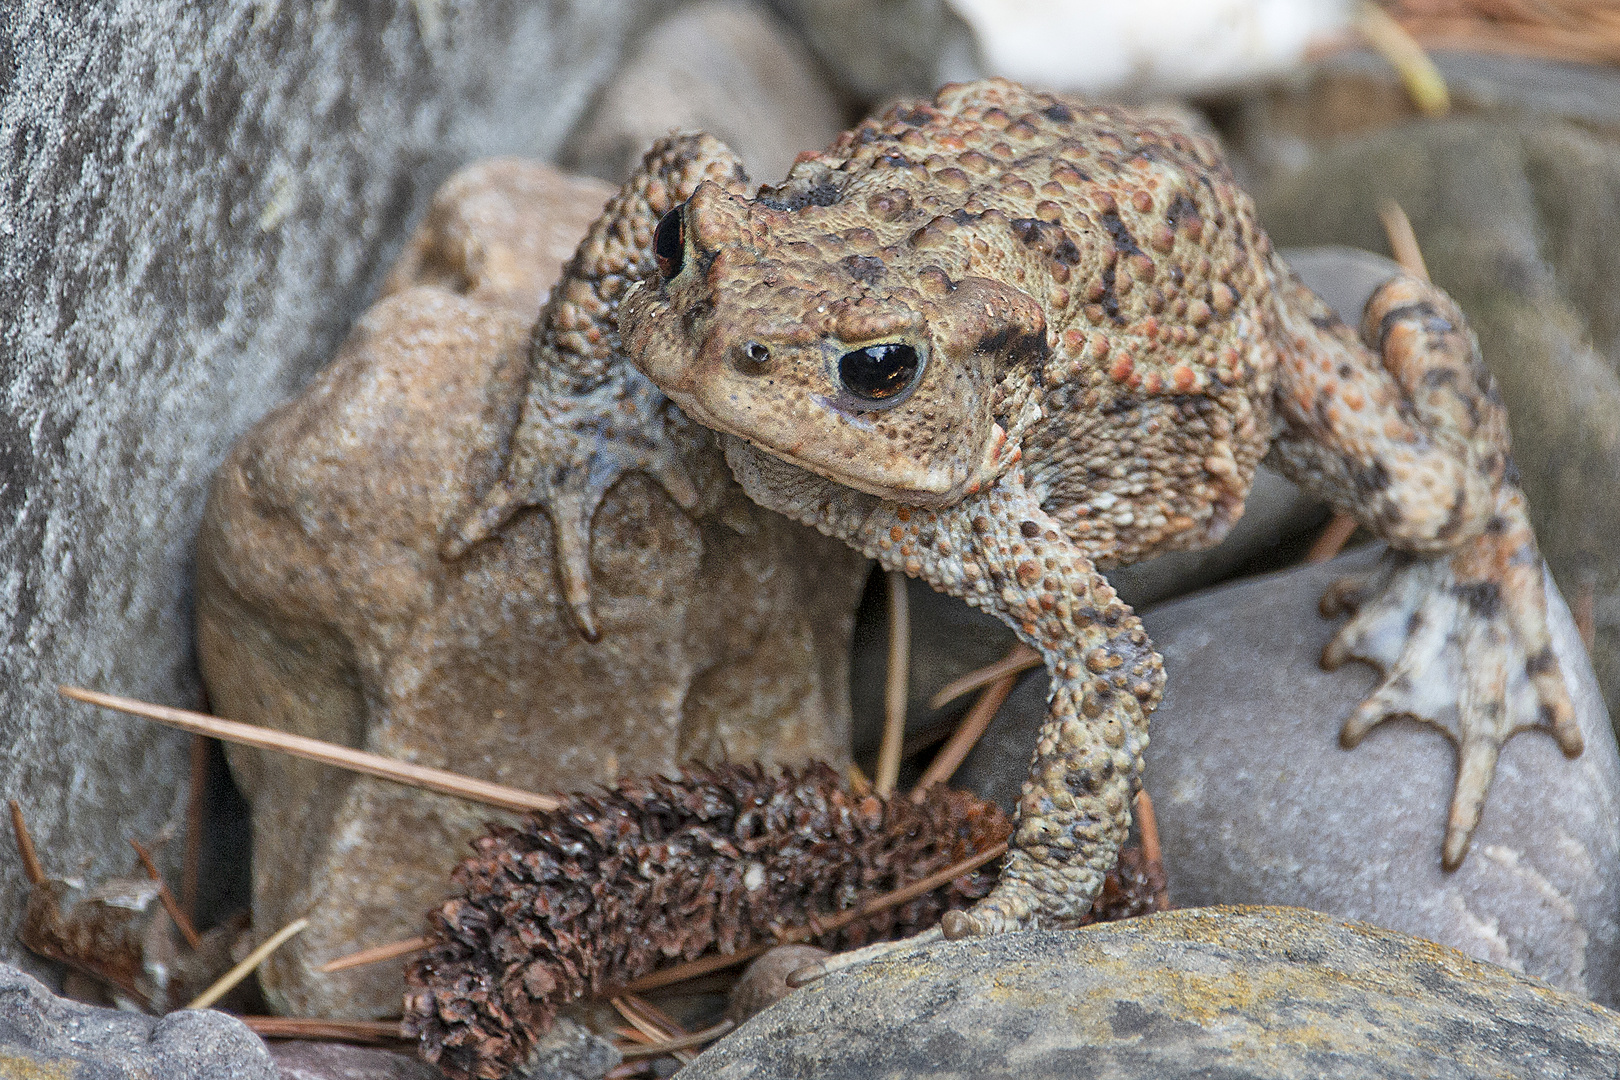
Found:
<box><xmin>620</xmin><ymin>180</ymin><xmax>1045</xmax><ymax>507</ymax></box>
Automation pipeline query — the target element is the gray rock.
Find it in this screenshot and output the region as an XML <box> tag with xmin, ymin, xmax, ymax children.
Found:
<box><xmin>564</xmin><ymin>0</ymin><xmax>846</xmax><ymax>186</ymax></box>
<box><xmin>1233</xmin><ymin>48</ymin><xmax>1620</xmax><ymax>169</ymax></box>
<box><xmin>769</xmin><ymin>0</ymin><xmax>980</xmax><ymax>102</ymax></box>
<box><xmin>955</xmin><ymin>545</ymin><xmax>1620</xmax><ymax>1005</ymax></box>
<box><xmin>0</xmin><ymin>0</ymin><xmax>661</xmax><ymax>982</ymax></box>
<box><xmin>1239</xmin><ymin>70</ymin><xmax>1620</xmax><ymax>733</ymax></box>
<box><xmin>681</xmin><ymin>907</ymin><xmax>1620</xmax><ymax>1080</ymax></box>
<box><xmin>270</xmin><ymin>1041</ymin><xmax>445</xmax><ymax>1080</ymax></box>
<box><xmin>0</xmin><ymin>961</ymin><xmax>276</xmax><ymax>1079</ymax></box>
<box><xmin>509</xmin><ymin>1016</ymin><xmax>621</xmax><ymax>1080</ymax></box>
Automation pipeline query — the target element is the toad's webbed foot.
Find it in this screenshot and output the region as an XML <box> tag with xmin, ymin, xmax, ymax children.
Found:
<box><xmin>444</xmin><ymin>367</ymin><xmax>697</xmax><ymax>641</ymax></box>
<box><xmin>1320</xmin><ymin>494</ymin><xmax>1581</xmax><ymax>868</ymax></box>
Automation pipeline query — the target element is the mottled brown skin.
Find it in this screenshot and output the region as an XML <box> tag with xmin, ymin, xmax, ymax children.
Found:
<box><xmin>460</xmin><ymin>79</ymin><xmax>1582</xmax><ymax>936</ymax></box>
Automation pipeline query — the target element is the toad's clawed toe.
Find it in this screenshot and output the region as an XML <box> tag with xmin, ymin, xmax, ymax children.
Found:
<box><xmin>445</xmin><ymin>368</ymin><xmax>696</xmax><ymax>641</ymax></box>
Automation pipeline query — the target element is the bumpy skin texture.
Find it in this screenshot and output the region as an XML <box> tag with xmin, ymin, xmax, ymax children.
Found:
<box><xmin>472</xmin><ymin>79</ymin><xmax>1582</xmax><ymax>935</ymax></box>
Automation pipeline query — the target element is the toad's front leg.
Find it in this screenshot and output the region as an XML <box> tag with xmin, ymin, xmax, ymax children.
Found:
<box><xmin>443</xmin><ymin>135</ymin><xmax>749</xmax><ymax>640</ymax></box>
<box><xmin>725</xmin><ymin>441</ymin><xmax>1163</xmax><ymax>935</ymax></box>
<box><xmin>1270</xmin><ymin>272</ymin><xmax>1582</xmax><ymax>868</ymax></box>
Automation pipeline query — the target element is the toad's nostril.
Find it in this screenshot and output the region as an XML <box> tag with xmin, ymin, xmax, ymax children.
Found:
<box><xmin>734</xmin><ymin>341</ymin><xmax>771</xmax><ymax>375</ymax></box>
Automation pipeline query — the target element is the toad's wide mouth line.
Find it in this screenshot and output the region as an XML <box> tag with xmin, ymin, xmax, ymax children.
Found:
<box><xmin>709</xmin><ymin>424</ymin><xmax>965</xmax><ymax>509</ymax></box>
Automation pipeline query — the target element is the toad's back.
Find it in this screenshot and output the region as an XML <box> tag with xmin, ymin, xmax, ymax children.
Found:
<box><xmin>752</xmin><ymin>80</ymin><xmax>1283</xmax><ymax>564</ymax></box>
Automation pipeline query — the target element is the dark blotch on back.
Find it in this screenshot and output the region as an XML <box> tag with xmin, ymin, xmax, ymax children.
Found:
<box><xmin>1098</xmin><ymin>210</ymin><xmax>1145</xmax><ymax>259</ymax></box>
<box><xmin>1011</xmin><ymin>218</ymin><xmax>1081</xmax><ymax>266</ymax></box>
<box><xmin>1041</xmin><ymin>102</ymin><xmax>1074</xmax><ymax>123</ymax></box>
<box><xmin>841</xmin><ymin>254</ymin><xmax>886</xmax><ymax>285</ymax></box>
<box><xmin>1353</xmin><ymin>460</ymin><xmax>1391</xmax><ymax>495</ymax></box>
<box><xmin>975</xmin><ymin>324</ymin><xmax>1049</xmax><ymax>366</ymax></box>
<box><xmin>1094</xmin><ymin>210</ymin><xmax>1143</xmax><ymax>324</ymax></box>
<box><xmin>1377</xmin><ymin>300</ymin><xmax>1446</xmax><ymax>349</ymax></box>
<box><xmin>1100</xmin><ymin>394</ymin><xmax>1140</xmax><ymax>418</ymax></box>
<box><xmin>1166</xmin><ymin>191</ymin><xmax>1200</xmax><ymax>229</ymax></box>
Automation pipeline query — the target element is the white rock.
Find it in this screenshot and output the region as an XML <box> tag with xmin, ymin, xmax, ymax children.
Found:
<box><xmin>946</xmin><ymin>0</ymin><xmax>1352</xmax><ymax>98</ymax></box>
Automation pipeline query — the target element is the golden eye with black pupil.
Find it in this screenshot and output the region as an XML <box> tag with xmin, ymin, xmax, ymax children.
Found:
<box><xmin>838</xmin><ymin>343</ymin><xmax>921</xmax><ymax>404</ymax></box>
<box><xmin>653</xmin><ymin>203</ymin><xmax>685</xmax><ymax>281</ymax></box>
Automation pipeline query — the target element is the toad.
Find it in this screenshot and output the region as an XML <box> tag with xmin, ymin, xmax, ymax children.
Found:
<box><xmin>452</xmin><ymin>79</ymin><xmax>1582</xmax><ymax>937</ymax></box>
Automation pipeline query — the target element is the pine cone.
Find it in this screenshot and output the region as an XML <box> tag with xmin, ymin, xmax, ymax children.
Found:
<box><xmin>403</xmin><ymin>763</ymin><xmax>1009</xmax><ymax>1079</ymax></box>
<box><xmin>403</xmin><ymin>762</ymin><xmax>1168</xmax><ymax>1080</ymax></box>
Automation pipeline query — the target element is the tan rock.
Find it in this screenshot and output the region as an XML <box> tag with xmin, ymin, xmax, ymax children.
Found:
<box><xmin>196</xmin><ymin>159</ymin><xmax>869</xmax><ymax>1019</ymax></box>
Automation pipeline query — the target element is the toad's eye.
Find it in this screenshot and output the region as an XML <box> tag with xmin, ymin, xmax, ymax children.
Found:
<box><xmin>838</xmin><ymin>343</ymin><xmax>921</xmax><ymax>404</ymax></box>
<box><xmin>653</xmin><ymin>204</ymin><xmax>686</xmax><ymax>281</ymax></box>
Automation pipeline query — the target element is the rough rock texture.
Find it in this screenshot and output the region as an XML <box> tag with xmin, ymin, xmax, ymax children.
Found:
<box><xmin>0</xmin><ymin>0</ymin><xmax>660</xmax><ymax>983</ymax></box>
<box><xmin>270</xmin><ymin>1042</ymin><xmax>446</xmax><ymax>1080</ymax></box>
<box><xmin>1236</xmin><ymin>58</ymin><xmax>1620</xmax><ymax>730</ymax></box>
<box><xmin>0</xmin><ymin>961</ymin><xmax>277</xmax><ymax>1080</ymax></box>
<box><xmin>680</xmin><ymin>906</ymin><xmax>1620</xmax><ymax>1080</ymax></box>
<box><xmin>956</xmin><ymin>544</ymin><xmax>1620</xmax><ymax>1004</ymax></box>
<box><xmin>196</xmin><ymin>160</ymin><xmax>869</xmax><ymax>1019</ymax></box>
<box><xmin>564</xmin><ymin>0</ymin><xmax>846</xmax><ymax>186</ymax></box>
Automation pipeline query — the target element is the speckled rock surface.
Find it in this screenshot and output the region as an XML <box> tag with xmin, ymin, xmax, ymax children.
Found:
<box><xmin>682</xmin><ymin>906</ymin><xmax>1620</xmax><ymax>1080</ymax></box>
<box><xmin>564</xmin><ymin>0</ymin><xmax>845</xmax><ymax>186</ymax></box>
<box><xmin>956</xmin><ymin>544</ymin><xmax>1620</xmax><ymax>1004</ymax></box>
<box><xmin>0</xmin><ymin>961</ymin><xmax>276</xmax><ymax>1080</ymax></box>
<box><xmin>196</xmin><ymin>159</ymin><xmax>868</xmax><ymax>1019</ymax></box>
<box><xmin>0</xmin><ymin>0</ymin><xmax>659</xmax><ymax>984</ymax></box>
<box><xmin>1240</xmin><ymin>65</ymin><xmax>1620</xmax><ymax>732</ymax></box>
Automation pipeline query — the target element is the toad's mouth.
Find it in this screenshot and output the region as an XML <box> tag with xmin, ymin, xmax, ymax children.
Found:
<box><xmin>656</xmin><ymin>378</ymin><xmax>1010</xmax><ymax>510</ymax></box>
<box><xmin>660</xmin><ymin>383</ymin><xmax>963</xmax><ymax>506</ymax></box>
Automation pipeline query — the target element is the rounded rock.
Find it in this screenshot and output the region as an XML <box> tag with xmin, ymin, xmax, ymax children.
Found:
<box><xmin>683</xmin><ymin>907</ymin><xmax>1620</xmax><ymax>1079</ymax></box>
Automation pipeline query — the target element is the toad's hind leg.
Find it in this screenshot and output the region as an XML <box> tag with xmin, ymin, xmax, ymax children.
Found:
<box><xmin>1269</xmin><ymin>272</ymin><xmax>1581</xmax><ymax>868</ymax></box>
<box><xmin>724</xmin><ymin>440</ymin><xmax>1164</xmax><ymax>935</ymax></box>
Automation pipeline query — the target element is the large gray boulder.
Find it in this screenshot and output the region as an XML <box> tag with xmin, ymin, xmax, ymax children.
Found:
<box><xmin>0</xmin><ymin>0</ymin><xmax>659</xmax><ymax>979</ymax></box>
<box><xmin>682</xmin><ymin>907</ymin><xmax>1620</xmax><ymax>1079</ymax></box>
